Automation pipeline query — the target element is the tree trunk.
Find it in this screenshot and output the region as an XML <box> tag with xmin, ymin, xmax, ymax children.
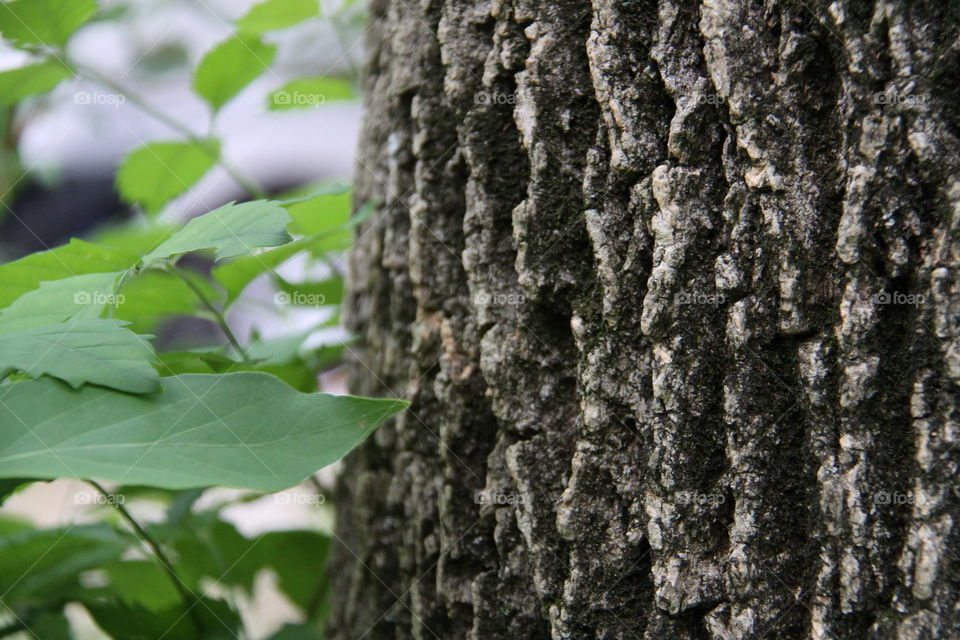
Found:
<box><xmin>327</xmin><ymin>0</ymin><xmax>960</xmax><ymax>638</ymax></box>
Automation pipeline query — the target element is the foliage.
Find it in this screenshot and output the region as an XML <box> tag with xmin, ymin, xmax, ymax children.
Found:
<box><xmin>0</xmin><ymin>0</ymin><xmax>383</xmax><ymax>638</ymax></box>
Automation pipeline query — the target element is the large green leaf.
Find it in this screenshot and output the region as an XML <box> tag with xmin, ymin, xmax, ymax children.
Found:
<box><xmin>0</xmin><ymin>0</ymin><xmax>97</xmax><ymax>47</ymax></box>
<box><xmin>194</xmin><ymin>34</ymin><xmax>277</xmax><ymax>112</ymax></box>
<box><xmin>0</xmin><ymin>320</ymin><xmax>159</xmax><ymax>393</ymax></box>
<box><xmin>142</xmin><ymin>200</ymin><xmax>292</xmax><ymax>267</ymax></box>
<box><xmin>237</xmin><ymin>0</ymin><xmax>318</xmax><ymax>34</ymax></box>
<box><xmin>0</xmin><ymin>525</ymin><xmax>128</xmax><ymax>605</ymax></box>
<box><xmin>0</xmin><ymin>60</ymin><xmax>73</xmax><ymax>105</ymax></box>
<box><xmin>0</xmin><ymin>372</ymin><xmax>407</xmax><ymax>491</ymax></box>
<box><xmin>268</xmin><ymin>76</ymin><xmax>354</xmax><ymax>110</ymax></box>
<box><xmin>116</xmin><ymin>140</ymin><xmax>219</xmax><ymax>214</ymax></box>
<box><xmin>0</xmin><ymin>272</ymin><xmax>121</xmax><ymax>332</ymax></box>
<box><xmin>0</xmin><ymin>239</ymin><xmax>136</xmax><ymax>308</ymax></box>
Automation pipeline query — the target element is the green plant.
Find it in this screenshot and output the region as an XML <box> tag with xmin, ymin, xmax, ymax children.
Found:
<box><xmin>0</xmin><ymin>1</ymin><xmax>395</xmax><ymax>638</ymax></box>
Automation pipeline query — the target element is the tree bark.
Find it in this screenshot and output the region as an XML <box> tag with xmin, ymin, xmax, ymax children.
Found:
<box><xmin>327</xmin><ymin>1</ymin><xmax>960</xmax><ymax>638</ymax></box>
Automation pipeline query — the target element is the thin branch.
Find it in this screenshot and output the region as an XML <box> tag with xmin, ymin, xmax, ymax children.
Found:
<box><xmin>168</xmin><ymin>266</ymin><xmax>249</xmax><ymax>362</ymax></box>
<box><xmin>88</xmin><ymin>481</ymin><xmax>206</xmax><ymax>637</ymax></box>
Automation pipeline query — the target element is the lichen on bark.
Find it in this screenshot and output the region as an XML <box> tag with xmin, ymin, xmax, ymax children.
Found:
<box><xmin>327</xmin><ymin>1</ymin><xmax>960</xmax><ymax>638</ymax></box>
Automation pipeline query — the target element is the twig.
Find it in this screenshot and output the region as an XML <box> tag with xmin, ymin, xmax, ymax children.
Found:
<box><xmin>88</xmin><ymin>481</ymin><xmax>206</xmax><ymax>637</ymax></box>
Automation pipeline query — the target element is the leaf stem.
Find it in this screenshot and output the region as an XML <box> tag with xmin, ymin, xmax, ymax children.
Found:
<box><xmin>70</xmin><ymin>63</ymin><xmax>268</xmax><ymax>200</ymax></box>
<box><xmin>168</xmin><ymin>266</ymin><xmax>249</xmax><ymax>362</ymax></box>
<box><xmin>88</xmin><ymin>480</ymin><xmax>206</xmax><ymax>637</ymax></box>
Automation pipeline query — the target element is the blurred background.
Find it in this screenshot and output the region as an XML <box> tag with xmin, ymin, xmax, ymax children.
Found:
<box><xmin>0</xmin><ymin>1</ymin><xmax>368</xmax><ymax>637</ymax></box>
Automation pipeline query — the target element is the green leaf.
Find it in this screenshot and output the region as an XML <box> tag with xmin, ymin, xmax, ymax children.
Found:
<box><xmin>237</xmin><ymin>0</ymin><xmax>319</xmax><ymax>34</ymax></box>
<box><xmin>212</xmin><ymin>237</ymin><xmax>308</xmax><ymax>304</ymax></box>
<box><xmin>116</xmin><ymin>140</ymin><xmax>219</xmax><ymax>214</ymax></box>
<box><xmin>194</xmin><ymin>34</ymin><xmax>277</xmax><ymax>112</ymax></box>
<box><xmin>142</xmin><ymin>200</ymin><xmax>293</xmax><ymax>267</ymax></box>
<box><xmin>84</xmin><ymin>597</ymin><xmax>239</xmax><ymax>640</ymax></box>
<box><xmin>275</xmin><ymin>276</ymin><xmax>343</xmax><ymax>307</ymax></box>
<box><xmin>99</xmin><ymin>561</ymin><xmax>182</xmax><ymax>613</ymax></box>
<box><xmin>0</xmin><ymin>319</ymin><xmax>159</xmax><ymax>393</ymax></box>
<box><xmin>0</xmin><ymin>272</ymin><xmax>121</xmax><ymax>332</ymax></box>
<box><xmin>0</xmin><ymin>60</ymin><xmax>73</xmax><ymax>105</ymax></box>
<box><xmin>0</xmin><ymin>525</ymin><xmax>128</xmax><ymax>605</ymax></box>
<box><xmin>212</xmin><ymin>194</ymin><xmax>360</xmax><ymax>304</ymax></box>
<box><xmin>162</xmin><ymin>513</ymin><xmax>330</xmax><ymax>609</ymax></box>
<box><xmin>0</xmin><ymin>239</ymin><xmax>137</xmax><ymax>309</ymax></box>
<box><xmin>0</xmin><ymin>372</ymin><xmax>407</xmax><ymax>491</ymax></box>
<box><xmin>0</xmin><ymin>0</ymin><xmax>97</xmax><ymax>48</ymax></box>
<box><xmin>268</xmin><ymin>76</ymin><xmax>354</xmax><ymax>110</ymax></box>
<box><xmin>157</xmin><ymin>351</ymin><xmax>317</xmax><ymax>392</ymax></box>
<box><xmin>111</xmin><ymin>270</ymin><xmax>209</xmax><ymax>332</ymax></box>
<box><xmin>286</xmin><ymin>189</ymin><xmax>351</xmax><ymax>235</ymax></box>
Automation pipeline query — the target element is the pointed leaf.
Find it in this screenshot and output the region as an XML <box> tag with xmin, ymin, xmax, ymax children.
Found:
<box><xmin>142</xmin><ymin>200</ymin><xmax>292</xmax><ymax>267</ymax></box>
<box><xmin>0</xmin><ymin>272</ymin><xmax>121</xmax><ymax>332</ymax></box>
<box><xmin>116</xmin><ymin>140</ymin><xmax>219</xmax><ymax>214</ymax></box>
<box><xmin>0</xmin><ymin>372</ymin><xmax>408</xmax><ymax>491</ymax></box>
<box><xmin>0</xmin><ymin>239</ymin><xmax>137</xmax><ymax>308</ymax></box>
<box><xmin>0</xmin><ymin>525</ymin><xmax>128</xmax><ymax>605</ymax></box>
<box><xmin>0</xmin><ymin>0</ymin><xmax>97</xmax><ymax>48</ymax></box>
<box><xmin>0</xmin><ymin>60</ymin><xmax>73</xmax><ymax>105</ymax></box>
<box><xmin>0</xmin><ymin>319</ymin><xmax>159</xmax><ymax>393</ymax></box>
<box><xmin>237</xmin><ymin>0</ymin><xmax>319</xmax><ymax>34</ymax></box>
<box><xmin>194</xmin><ymin>34</ymin><xmax>277</xmax><ymax>112</ymax></box>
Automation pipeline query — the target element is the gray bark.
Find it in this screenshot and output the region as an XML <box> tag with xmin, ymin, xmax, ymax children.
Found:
<box><xmin>327</xmin><ymin>1</ymin><xmax>960</xmax><ymax>638</ymax></box>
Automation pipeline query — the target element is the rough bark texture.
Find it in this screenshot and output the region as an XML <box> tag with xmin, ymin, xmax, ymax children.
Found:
<box><xmin>328</xmin><ymin>1</ymin><xmax>960</xmax><ymax>638</ymax></box>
